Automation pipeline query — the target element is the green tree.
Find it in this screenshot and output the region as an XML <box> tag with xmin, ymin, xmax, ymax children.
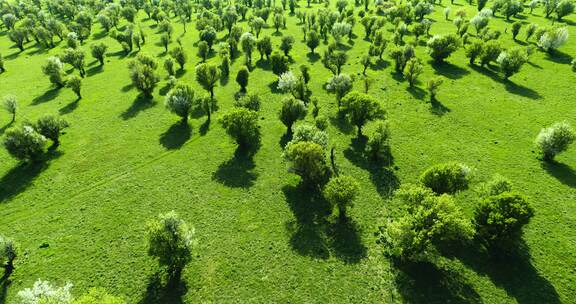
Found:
<box><xmin>35</xmin><ymin>115</ymin><xmax>69</xmax><ymax>146</ymax></box>
<box><xmin>324</xmin><ymin>175</ymin><xmax>360</xmax><ymax>219</ymax></box>
<box><xmin>284</xmin><ymin>141</ymin><xmax>329</xmax><ymax>185</ymax></box>
<box><xmin>170</xmin><ymin>46</ymin><xmax>187</xmax><ymax>70</ymax></box>
<box><xmin>306</xmin><ymin>30</ymin><xmax>321</xmax><ymax>54</ymax></box>
<box><xmin>91</xmin><ymin>43</ymin><xmax>108</xmax><ymax>66</ymax></box>
<box><xmin>195</xmin><ymin>63</ymin><xmax>220</xmax><ymax>99</ymax></box>
<box><xmin>219</xmin><ymin>108</ymin><xmax>260</xmax><ymax>147</ymax></box>
<box><xmin>497</xmin><ymin>47</ymin><xmax>527</xmax><ymax>79</ymax></box>
<box><xmin>66</xmin><ymin>75</ymin><xmax>82</xmax><ymax>99</ymax></box>
<box><xmin>146</xmin><ymin>211</ymin><xmax>194</xmax><ymax>280</ymax></box>
<box><xmin>165</xmin><ymin>84</ymin><xmax>195</xmax><ymax>123</ymax></box>
<box><xmin>341</xmin><ymin>92</ymin><xmax>385</xmax><ymax>137</ymax></box>
<box><xmin>0</xmin><ymin>235</ymin><xmax>17</xmax><ymax>274</ymax></box>
<box><xmin>280</xmin><ymin>35</ymin><xmax>295</xmax><ymax>57</ymax></box>
<box><xmin>419</xmin><ymin>162</ymin><xmax>471</xmax><ymax>194</ymax></box>
<box><xmin>426</xmin><ymin>34</ymin><xmax>460</xmax><ymax>63</ymax></box>
<box><xmin>2</xmin><ymin>95</ymin><xmax>17</xmax><ymax>123</ymax></box>
<box><xmin>236</xmin><ymin>66</ymin><xmax>250</xmax><ymax>92</ymax></box>
<box><xmin>534</xmin><ymin>121</ymin><xmax>575</xmax><ymax>161</ymax></box>
<box><xmin>3</xmin><ymin>126</ymin><xmax>47</xmax><ymax>162</ymax></box>
<box><xmin>279</xmin><ymin>97</ymin><xmax>307</xmax><ymax>133</ymax></box>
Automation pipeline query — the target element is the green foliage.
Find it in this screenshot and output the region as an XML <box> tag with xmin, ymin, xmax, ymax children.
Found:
<box><xmin>280</xmin><ymin>35</ymin><xmax>295</xmax><ymax>57</ymax></box>
<box><xmin>465</xmin><ymin>40</ymin><xmax>484</xmax><ymax>64</ymax></box>
<box><xmin>3</xmin><ymin>125</ymin><xmax>47</xmax><ymax>162</ymax></box>
<box><xmin>326</xmin><ymin>73</ymin><xmax>353</xmax><ymax>106</ymax></box>
<box><xmin>479</xmin><ymin>40</ymin><xmax>502</xmax><ymax>66</ymax></box>
<box><xmin>286</xmin><ymin>123</ymin><xmax>329</xmax><ymax>151</ymax></box>
<box><xmin>284</xmin><ymin>141</ymin><xmax>329</xmax><ymax>185</ymax></box>
<box><xmin>146</xmin><ymin>211</ymin><xmax>194</xmax><ymax>277</ymax></box>
<box><xmin>315</xmin><ymin>115</ymin><xmax>328</xmax><ymax>131</ymax></box>
<box><xmin>479</xmin><ymin>174</ymin><xmax>513</xmax><ymax>197</ymax></box>
<box><xmin>365</xmin><ymin>121</ymin><xmax>391</xmax><ymax>162</ymax></box>
<box><xmin>164</xmin><ymin>58</ymin><xmax>175</xmax><ymax>76</ymax></box>
<box><xmin>2</xmin><ymin>95</ymin><xmax>17</xmax><ymax>123</ymax></box>
<box><xmin>219</xmin><ymin>108</ymin><xmax>260</xmax><ymax>147</ymax></box>
<box><xmin>534</xmin><ymin>121</ymin><xmax>575</xmax><ymax>161</ymax></box>
<box><xmin>323</xmin><ymin>175</ymin><xmax>360</xmax><ymax>218</ymax></box>
<box><xmin>271</xmin><ymin>52</ymin><xmax>289</xmax><ymax>76</ymax></box>
<box><xmin>555</xmin><ymin>0</ymin><xmax>575</xmax><ymax>20</ymax></box>
<box><xmin>67</xmin><ymin>75</ymin><xmax>82</xmax><ymax>99</ymax></box>
<box><xmin>72</xmin><ymin>288</ymin><xmax>126</xmax><ymax>304</ymax></box>
<box><xmin>341</xmin><ymin>91</ymin><xmax>385</xmax><ymax>136</ymax></box>
<box><xmin>90</xmin><ymin>43</ymin><xmax>108</xmax><ymax>66</ymax></box>
<box><xmin>427</xmin><ymin>34</ymin><xmax>460</xmax><ymax>62</ymax></box>
<box><xmin>404</xmin><ymin>57</ymin><xmax>423</xmax><ymax>87</ymax></box>
<box><xmin>236</xmin><ymin>66</ymin><xmax>250</xmax><ymax>91</ymax></box>
<box><xmin>128</xmin><ymin>57</ymin><xmax>159</xmax><ymax>97</ymax></box>
<box><xmin>419</xmin><ymin>162</ymin><xmax>471</xmax><ymax>194</ymax></box>
<box><xmin>42</xmin><ymin>57</ymin><xmax>65</xmax><ymax>87</ymax></box>
<box><xmin>195</xmin><ymin>63</ymin><xmax>220</xmax><ymax>98</ymax></box>
<box><xmin>165</xmin><ymin>84</ymin><xmax>195</xmax><ymax>122</ymax></box>
<box><xmin>511</xmin><ymin>22</ymin><xmax>522</xmax><ymax>40</ymax></box>
<box><xmin>426</xmin><ymin>77</ymin><xmax>444</xmax><ymax>100</ymax></box>
<box><xmin>279</xmin><ymin>97</ymin><xmax>307</xmax><ymax>131</ymax></box>
<box><xmin>474</xmin><ymin>192</ymin><xmax>534</xmax><ymax>251</ymax></box>
<box><xmin>234</xmin><ymin>94</ymin><xmax>261</xmax><ymax>111</ymax></box>
<box><xmin>497</xmin><ymin>47</ymin><xmax>527</xmax><ymax>79</ymax></box>
<box><xmin>35</xmin><ymin>115</ymin><xmax>69</xmax><ymax>145</ymax></box>
<box><xmin>379</xmin><ymin>184</ymin><xmax>474</xmax><ymax>260</ymax></box>
<box><xmin>306</xmin><ymin>30</ymin><xmax>321</xmax><ymax>53</ymax></box>
<box><xmin>170</xmin><ymin>46</ymin><xmax>187</xmax><ymax>70</ymax></box>
<box><xmin>0</xmin><ymin>234</ymin><xmax>16</xmax><ymax>270</ymax></box>
<box><xmin>256</xmin><ymin>36</ymin><xmax>273</xmax><ymax>60</ymax></box>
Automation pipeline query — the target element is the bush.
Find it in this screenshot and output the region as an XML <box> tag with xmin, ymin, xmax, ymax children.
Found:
<box><xmin>538</xmin><ymin>27</ymin><xmax>569</xmax><ymax>53</ymax></box>
<box><xmin>465</xmin><ymin>40</ymin><xmax>483</xmax><ymax>64</ymax></box>
<box><xmin>378</xmin><ymin>184</ymin><xmax>474</xmax><ymax>260</ymax></box>
<box><xmin>555</xmin><ymin>0</ymin><xmax>575</xmax><ymax>20</ymax></box>
<box><xmin>497</xmin><ymin>47</ymin><xmax>527</xmax><ymax>79</ymax></box>
<box><xmin>236</xmin><ymin>66</ymin><xmax>250</xmax><ymax>91</ymax></box>
<box><xmin>279</xmin><ymin>97</ymin><xmax>307</xmax><ymax>132</ymax></box>
<box><xmin>195</xmin><ymin>63</ymin><xmax>220</xmax><ymax>99</ymax></box>
<box><xmin>286</xmin><ymin>123</ymin><xmax>329</xmax><ymax>150</ymax></box>
<box><xmin>170</xmin><ymin>46</ymin><xmax>187</xmax><ymax>70</ymax></box>
<box><xmin>234</xmin><ymin>94</ymin><xmax>261</xmax><ymax>111</ymax></box>
<box><xmin>426</xmin><ymin>34</ymin><xmax>460</xmax><ymax>62</ymax></box>
<box><xmin>534</xmin><ymin>121</ymin><xmax>575</xmax><ymax>161</ymax></box>
<box><xmin>341</xmin><ymin>91</ymin><xmax>385</xmax><ymax>137</ymax></box>
<box><xmin>257</xmin><ymin>36</ymin><xmax>273</xmax><ymax>60</ymax></box>
<box><xmin>511</xmin><ymin>22</ymin><xmax>522</xmax><ymax>40</ymax></box>
<box><xmin>2</xmin><ymin>95</ymin><xmax>17</xmax><ymax>123</ymax></box>
<box><xmin>90</xmin><ymin>43</ymin><xmax>108</xmax><ymax>66</ymax></box>
<box><xmin>42</xmin><ymin>57</ymin><xmax>65</xmax><ymax>87</ymax></box>
<box><xmin>404</xmin><ymin>57</ymin><xmax>423</xmax><ymax>87</ymax></box>
<box><xmin>67</xmin><ymin>75</ymin><xmax>82</xmax><ymax>99</ymax></box>
<box><xmin>280</xmin><ymin>35</ymin><xmax>295</xmax><ymax>57</ymax></box>
<box><xmin>426</xmin><ymin>77</ymin><xmax>444</xmax><ymax>100</ymax></box>
<box><xmin>164</xmin><ymin>58</ymin><xmax>175</xmax><ymax>76</ymax></box>
<box><xmin>326</xmin><ymin>73</ymin><xmax>353</xmax><ymax>108</ymax></box>
<box><xmin>419</xmin><ymin>162</ymin><xmax>471</xmax><ymax>194</ymax></box>
<box><xmin>0</xmin><ymin>235</ymin><xmax>16</xmax><ymax>273</ymax></box>
<box><xmin>3</xmin><ymin>126</ymin><xmax>47</xmax><ymax>162</ymax></box>
<box><xmin>219</xmin><ymin>108</ymin><xmax>260</xmax><ymax>147</ymax></box>
<box><xmin>146</xmin><ymin>211</ymin><xmax>194</xmax><ymax>279</ymax></box>
<box><xmin>306</xmin><ymin>30</ymin><xmax>321</xmax><ymax>53</ymax></box>
<box><xmin>315</xmin><ymin>115</ymin><xmax>328</xmax><ymax>131</ymax></box>
<box><xmin>479</xmin><ymin>174</ymin><xmax>513</xmax><ymax>196</ymax></box>
<box><xmin>36</xmin><ymin>115</ymin><xmax>69</xmax><ymax>145</ymax></box>
<box><xmin>18</xmin><ymin>279</ymin><xmax>73</xmax><ymax>304</ymax></box>
<box><xmin>165</xmin><ymin>84</ymin><xmax>195</xmax><ymax>123</ymax></box>
<box><xmin>73</xmin><ymin>288</ymin><xmax>125</xmax><ymax>304</ymax></box>
<box><xmin>474</xmin><ymin>192</ymin><xmax>534</xmax><ymax>251</ymax></box>
<box><xmin>323</xmin><ymin>175</ymin><xmax>360</xmax><ymax>218</ymax></box>
<box><xmin>479</xmin><ymin>40</ymin><xmax>502</xmax><ymax>66</ymax></box>
<box><xmin>366</xmin><ymin>121</ymin><xmax>391</xmax><ymax>162</ymax></box>
<box><xmin>271</xmin><ymin>52</ymin><xmax>289</xmax><ymax>76</ymax></box>
<box><xmin>128</xmin><ymin>57</ymin><xmax>159</xmax><ymax>97</ymax></box>
<box><xmin>284</xmin><ymin>141</ymin><xmax>329</xmax><ymax>185</ymax></box>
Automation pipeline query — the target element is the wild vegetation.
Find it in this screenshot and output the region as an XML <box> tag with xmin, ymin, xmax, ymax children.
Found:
<box><xmin>0</xmin><ymin>0</ymin><xmax>575</xmax><ymax>302</ymax></box>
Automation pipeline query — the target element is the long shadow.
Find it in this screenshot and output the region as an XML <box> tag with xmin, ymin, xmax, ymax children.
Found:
<box><xmin>86</xmin><ymin>65</ymin><xmax>103</xmax><ymax>76</ymax></box>
<box><xmin>470</xmin><ymin>65</ymin><xmax>542</xmax><ymax>100</ymax></box>
<box><xmin>444</xmin><ymin>241</ymin><xmax>560</xmax><ymax>304</ymax></box>
<box><xmin>59</xmin><ymin>100</ymin><xmax>79</xmax><ymax>115</ymax></box>
<box><xmin>407</xmin><ymin>86</ymin><xmax>426</xmax><ymax>100</ymax></box>
<box><xmin>431</xmin><ymin>61</ymin><xmax>470</xmax><ymax>79</ymax></box>
<box><xmin>544</xmin><ymin>50</ymin><xmax>573</xmax><ymax>64</ymax></box>
<box><xmin>120</xmin><ymin>95</ymin><xmax>157</xmax><ymax>120</ymax></box>
<box><xmin>283</xmin><ymin>184</ymin><xmax>367</xmax><ymax>263</ymax></box>
<box><xmin>329</xmin><ymin>114</ymin><xmax>354</xmax><ymax>135</ymax></box>
<box><xmin>430</xmin><ymin>98</ymin><xmax>451</xmax><ymax>116</ymax></box>
<box><xmin>267</xmin><ymin>81</ymin><xmax>283</xmax><ymax>94</ymax></box>
<box><xmin>159</xmin><ymin>122</ymin><xmax>192</xmax><ymax>150</ymax></box>
<box><xmin>255</xmin><ymin>59</ymin><xmax>272</xmax><ymax>71</ymax></box>
<box><xmin>343</xmin><ymin>136</ymin><xmax>399</xmax><ymax>197</ymax></box>
<box><xmin>306</xmin><ymin>52</ymin><xmax>320</xmax><ymax>63</ymax></box>
<box><xmin>542</xmin><ymin>161</ymin><xmax>576</xmax><ymax>188</ymax></box>
<box><xmin>0</xmin><ymin>151</ymin><xmax>61</xmax><ymax>203</ymax></box>
<box><xmin>32</xmin><ymin>88</ymin><xmax>61</xmax><ymax>105</ymax></box>
<box><xmin>0</xmin><ymin>272</ymin><xmax>11</xmax><ymax>304</ymax></box>
<box><xmin>139</xmin><ymin>271</ymin><xmax>187</xmax><ymax>304</ymax></box>
<box><xmin>371</xmin><ymin>59</ymin><xmax>390</xmax><ymax>70</ymax></box>
<box><xmin>393</xmin><ymin>260</ymin><xmax>482</xmax><ymax>304</ymax></box>
<box><xmin>212</xmin><ymin>145</ymin><xmax>258</xmax><ymax>188</ymax></box>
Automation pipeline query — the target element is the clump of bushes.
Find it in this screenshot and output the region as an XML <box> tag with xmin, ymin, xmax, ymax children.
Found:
<box><xmin>534</xmin><ymin>121</ymin><xmax>575</xmax><ymax>161</ymax></box>
<box><xmin>419</xmin><ymin>162</ymin><xmax>472</xmax><ymax>194</ymax></box>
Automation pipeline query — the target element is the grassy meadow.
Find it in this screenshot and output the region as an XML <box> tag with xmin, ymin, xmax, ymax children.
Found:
<box><xmin>0</xmin><ymin>0</ymin><xmax>575</xmax><ymax>303</ymax></box>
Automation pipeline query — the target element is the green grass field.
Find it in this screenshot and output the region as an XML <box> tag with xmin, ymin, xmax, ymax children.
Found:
<box><xmin>0</xmin><ymin>0</ymin><xmax>575</xmax><ymax>302</ymax></box>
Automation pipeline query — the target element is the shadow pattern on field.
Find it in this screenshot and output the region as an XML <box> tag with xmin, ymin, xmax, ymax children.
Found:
<box><xmin>343</xmin><ymin>136</ymin><xmax>399</xmax><ymax>198</ymax></box>
<box><xmin>213</xmin><ymin>144</ymin><xmax>259</xmax><ymax>188</ymax></box>
<box><xmin>393</xmin><ymin>260</ymin><xmax>482</xmax><ymax>304</ymax></box>
<box><xmin>139</xmin><ymin>271</ymin><xmax>187</xmax><ymax>304</ymax></box>
<box><xmin>470</xmin><ymin>65</ymin><xmax>542</xmax><ymax>100</ymax></box>
<box><xmin>121</xmin><ymin>95</ymin><xmax>157</xmax><ymax>120</ymax></box>
<box><xmin>283</xmin><ymin>184</ymin><xmax>367</xmax><ymax>263</ymax></box>
<box><xmin>32</xmin><ymin>88</ymin><xmax>61</xmax><ymax>105</ymax></box>
<box><xmin>159</xmin><ymin>122</ymin><xmax>192</xmax><ymax>150</ymax></box>
<box><xmin>542</xmin><ymin>161</ymin><xmax>576</xmax><ymax>188</ymax></box>
<box><xmin>0</xmin><ymin>150</ymin><xmax>61</xmax><ymax>203</ymax></box>
<box><xmin>442</xmin><ymin>241</ymin><xmax>560</xmax><ymax>304</ymax></box>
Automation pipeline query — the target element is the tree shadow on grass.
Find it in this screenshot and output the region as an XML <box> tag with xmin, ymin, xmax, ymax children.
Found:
<box><xmin>443</xmin><ymin>241</ymin><xmax>560</xmax><ymax>304</ymax></box>
<box><xmin>431</xmin><ymin>61</ymin><xmax>470</xmax><ymax>79</ymax></box>
<box><xmin>283</xmin><ymin>184</ymin><xmax>367</xmax><ymax>263</ymax></box>
<box><xmin>159</xmin><ymin>122</ymin><xmax>192</xmax><ymax>150</ymax></box>
<box><xmin>0</xmin><ymin>272</ymin><xmax>11</xmax><ymax>304</ymax></box>
<box><xmin>267</xmin><ymin>81</ymin><xmax>282</xmax><ymax>94</ymax></box>
<box><xmin>329</xmin><ymin>114</ymin><xmax>354</xmax><ymax>135</ymax></box>
<box><xmin>343</xmin><ymin>136</ymin><xmax>399</xmax><ymax>198</ymax></box>
<box><xmin>120</xmin><ymin>95</ymin><xmax>157</xmax><ymax>120</ymax></box>
<box><xmin>256</xmin><ymin>59</ymin><xmax>272</xmax><ymax>71</ymax></box>
<box><xmin>213</xmin><ymin>144</ymin><xmax>259</xmax><ymax>188</ymax></box>
<box><xmin>407</xmin><ymin>86</ymin><xmax>426</xmax><ymax>100</ymax></box>
<box><xmin>430</xmin><ymin>98</ymin><xmax>451</xmax><ymax>116</ymax></box>
<box><xmin>542</xmin><ymin>161</ymin><xmax>576</xmax><ymax>188</ymax></box>
<box><xmin>86</xmin><ymin>65</ymin><xmax>103</xmax><ymax>76</ymax></box>
<box><xmin>544</xmin><ymin>50</ymin><xmax>573</xmax><ymax>64</ymax></box>
<box><xmin>306</xmin><ymin>52</ymin><xmax>321</xmax><ymax>63</ymax></box>
<box><xmin>32</xmin><ymin>87</ymin><xmax>61</xmax><ymax>105</ymax></box>
<box><xmin>470</xmin><ymin>65</ymin><xmax>542</xmax><ymax>100</ymax></box>
<box><xmin>0</xmin><ymin>150</ymin><xmax>61</xmax><ymax>203</ymax></box>
<box><xmin>59</xmin><ymin>99</ymin><xmax>79</xmax><ymax>115</ymax></box>
<box><xmin>139</xmin><ymin>271</ymin><xmax>187</xmax><ymax>304</ymax></box>
<box><xmin>393</xmin><ymin>260</ymin><xmax>482</xmax><ymax>304</ymax></box>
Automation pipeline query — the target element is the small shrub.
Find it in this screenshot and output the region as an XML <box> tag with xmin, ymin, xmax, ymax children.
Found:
<box><xmin>315</xmin><ymin>115</ymin><xmax>328</xmax><ymax>131</ymax></box>
<box><xmin>284</xmin><ymin>141</ymin><xmax>329</xmax><ymax>185</ymax></box>
<box><xmin>18</xmin><ymin>279</ymin><xmax>73</xmax><ymax>304</ymax></box>
<box><xmin>2</xmin><ymin>95</ymin><xmax>17</xmax><ymax>123</ymax></box>
<box><xmin>497</xmin><ymin>47</ymin><xmax>527</xmax><ymax>79</ymax></box>
<box><xmin>286</xmin><ymin>123</ymin><xmax>329</xmax><ymax>150</ymax></box>
<box><xmin>426</xmin><ymin>34</ymin><xmax>460</xmax><ymax>62</ymax></box>
<box><xmin>219</xmin><ymin>108</ymin><xmax>260</xmax><ymax>147</ymax></box>
<box><xmin>323</xmin><ymin>175</ymin><xmax>360</xmax><ymax>218</ymax></box>
<box><xmin>341</xmin><ymin>91</ymin><xmax>385</xmax><ymax>137</ymax></box>
<box><xmin>236</xmin><ymin>66</ymin><xmax>250</xmax><ymax>92</ymax></box>
<box><xmin>0</xmin><ymin>235</ymin><xmax>17</xmax><ymax>273</ymax></box>
<box><xmin>366</xmin><ymin>121</ymin><xmax>391</xmax><ymax>162</ymax></box>
<box><xmin>35</xmin><ymin>115</ymin><xmax>69</xmax><ymax>145</ymax></box>
<box><xmin>3</xmin><ymin>125</ymin><xmax>47</xmax><ymax>162</ymax></box>
<box><xmin>419</xmin><ymin>162</ymin><xmax>471</xmax><ymax>194</ymax></box>
<box><xmin>534</xmin><ymin>121</ymin><xmax>575</xmax><ymax>161</ymax></box>
<box><xmin>479</xmin><ymin>174</ymin><xmax>513</xmax><ymax>197</ymax></box>
<box><xmin>279</xmin><ymin>97</ymin><xmax>307</xmax><ymax>132</ymax></box>
<box><xmin>165</xmin><ymin>84</ymin><xmax>195</xmax><ymax>123</ymax></box>
<box><xmin>66</xmin><ymin>75</ymin><xmax>82</xmax><ymax>99</ymax></box>
<box><xmin>234</xmin><ymin>94</ymin><xmax>261</xmax><ymax>111</ymax></box>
